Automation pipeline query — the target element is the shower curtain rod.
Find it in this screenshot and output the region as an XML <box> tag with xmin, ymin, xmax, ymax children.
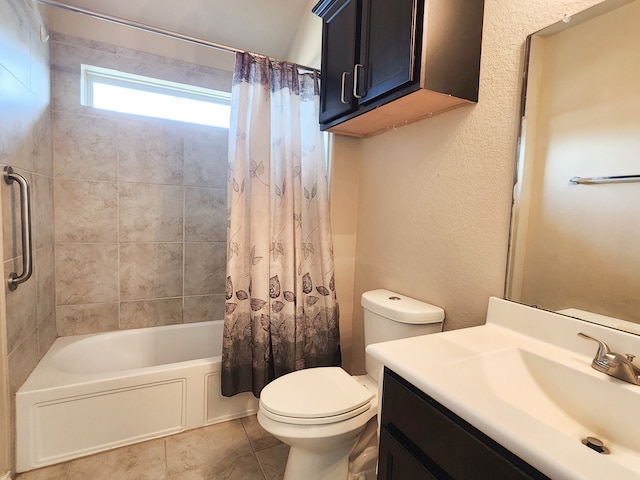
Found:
<box><xmin>33</xmin><ymin>0</ymin><xmax>318</xmax><ymax>72</ymax></box>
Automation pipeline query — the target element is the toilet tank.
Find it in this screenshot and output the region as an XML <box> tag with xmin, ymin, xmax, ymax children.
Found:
<box><xmin>362</xmin><ymin>289</ymin><xmax>444</xmax><ymax>380</ymax></box>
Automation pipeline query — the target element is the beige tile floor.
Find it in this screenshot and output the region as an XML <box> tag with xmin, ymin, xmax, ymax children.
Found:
<box><xmin>15</xmin><ymin>415</ymin><xmax>289</xmax><ymax>480</ymax></box>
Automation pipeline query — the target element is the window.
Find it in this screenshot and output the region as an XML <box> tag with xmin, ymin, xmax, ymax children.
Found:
<box><xmin>81</xmin><ymin>64</ymin><xmax>231</xmax><ymax>128</ymax></box>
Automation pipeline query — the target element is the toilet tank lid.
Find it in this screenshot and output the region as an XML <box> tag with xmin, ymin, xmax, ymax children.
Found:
<box><xmin>361</xmin><ymin>289</ymin><xmax>444</xmax><ymax>324</ymax></box>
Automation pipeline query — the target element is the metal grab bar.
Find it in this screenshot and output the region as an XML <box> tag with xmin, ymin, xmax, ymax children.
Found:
<box><xmin>3</xmin><ymin>166</ymin><xmax>33</xmax><ymax>291</ymax></box>
<box><xmin>569</xmin><ymin>175</ymin><xmax>640</xmax><ymax>185</ymax></box>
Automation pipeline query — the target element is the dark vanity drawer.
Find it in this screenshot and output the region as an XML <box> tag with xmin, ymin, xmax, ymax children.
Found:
<box><xmin>378</xmin><ymin>426</ymin><xmax>439</xmax><ymax>479</ymax></box>
<box><xmin>380</xmin><ymin>368</ymin><xmax>550</xmax><ymax>480</ymax></box>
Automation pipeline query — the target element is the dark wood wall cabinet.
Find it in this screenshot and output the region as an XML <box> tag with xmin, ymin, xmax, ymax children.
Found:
<box><xmin>312</xmin><ymin>0</ymin><xmax>485</xmax><ymax>137</ymax></box>
<box><xmin>379</xmin><ymin>369</ymin><xmax>551</xmax><ymax>480</ymax></box>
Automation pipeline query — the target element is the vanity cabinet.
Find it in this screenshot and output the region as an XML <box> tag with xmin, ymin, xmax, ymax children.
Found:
<box><xmin>312</xmin><ymin>0</ymin><xmax>484</xmax><ymax>137</ymax></box>
<box><xmin>379</xmin><ymin>369</ymin><xmax>550</xmax><ymax>480</ymax></box>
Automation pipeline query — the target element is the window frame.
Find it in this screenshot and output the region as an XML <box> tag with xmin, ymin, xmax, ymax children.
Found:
<box><xmin>81</xmin><ymin>64</ymin><xmax>231</xmax><ymax>127</ymax></box>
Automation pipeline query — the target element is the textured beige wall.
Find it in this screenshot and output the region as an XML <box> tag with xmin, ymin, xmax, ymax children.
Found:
<box><xmin>518</xmin><ymin>1</ymin><xmax>640</xmax><ymax>322</ymax></box>
<box><xmin>328</xmin><ymin>136</ymin><xmax>362</xmax><ymax>374</ymax></box>
<box><xmin>286</xmin><ymin>0</ymin><xmax>323</xmax><ymax>69</ymax></box>
<box><xmin>347</xmin><ymin>0</ymin><xmax>606</xmax><ymax>373</ymax></box>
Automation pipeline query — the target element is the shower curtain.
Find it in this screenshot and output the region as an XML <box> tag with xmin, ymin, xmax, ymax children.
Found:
<box><xmin>222</xmin><ymin>52</ymin><xmax>341</xmax><ymax>398</ymax></box>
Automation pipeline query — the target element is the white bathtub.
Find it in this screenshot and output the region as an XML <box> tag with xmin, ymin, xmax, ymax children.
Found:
<box><xmin>16</xmin><ymin>321</ymin><xmax>258</xmax><ymax>473</ymax></box>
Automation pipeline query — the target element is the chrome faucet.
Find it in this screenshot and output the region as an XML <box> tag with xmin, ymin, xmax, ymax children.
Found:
<box><xmin>578</xmin><ymin>333</ymin><xmax>640</xmax><ymax>385</ymax></box>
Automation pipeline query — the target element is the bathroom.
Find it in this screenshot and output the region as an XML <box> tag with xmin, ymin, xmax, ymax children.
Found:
<box><xmin>1</xmin><ymin>0</ymin><xmax>638</xmax><ymax>479</ymax></box>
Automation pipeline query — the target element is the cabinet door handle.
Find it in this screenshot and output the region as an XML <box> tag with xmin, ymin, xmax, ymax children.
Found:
<box><xmin>340</xmin><ymin>71</ymin><xmax>351</xmax><ymax>104</ymax></box>
<box><xmin>353</xmin><ymin>63</ymin><xmax>364</xmax><ymax>98</ymax></box>
<box><xmin>409</xmin><ymin>0</ymin><xmax>418</xmax><ymax>81</ymax></box>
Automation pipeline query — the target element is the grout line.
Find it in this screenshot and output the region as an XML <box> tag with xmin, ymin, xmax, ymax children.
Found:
<box><xmin>182</xmin><ymin>179</ymin><xmax>186</xmax><ymax>325</ymax></box>
<box><xmin>116</xmin><ymin>120</ymin><xmax>121</xmax><ymax>331</ymax></box>
<box><xmin>163</xmin><ymin>437</ymin><xmax>169</xmax><ymax>480</ymax></box>
<box><xmin>238</xmin><ymin>415</ymin><xmax>255</xmax><ymax>451</ymax></box>
<box><xmin>254</xmin><ymin>451</ymin><xmax>269</xmax><ymax>480</ymax></box>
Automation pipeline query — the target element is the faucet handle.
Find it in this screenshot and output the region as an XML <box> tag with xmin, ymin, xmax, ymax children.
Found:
<box><xmin>578</xmin><ymin>333</ymin><xmax>611</xmax><ymax>369</ymax></box>
<box><xmin>579</xmin><ymin>333</ymin><xmax>640</xmax><ymax>385</ymax></box>
<box><xmin>626</xmin><ymin>355</ymin><xmax>640</xmax><ymax>378</ymax></box>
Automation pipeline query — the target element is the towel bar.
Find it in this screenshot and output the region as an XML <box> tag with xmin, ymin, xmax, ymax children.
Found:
<box><xmin>569</xmin><ymin>174</ymin><xmax>640</xmax><ymax>185</ymax></box>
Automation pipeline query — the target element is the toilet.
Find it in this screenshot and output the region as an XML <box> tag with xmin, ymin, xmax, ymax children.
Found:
<box><xmin>257</xmin><ymin>289</ymin><xmax>444</xmax><ymax>480</ymax></box>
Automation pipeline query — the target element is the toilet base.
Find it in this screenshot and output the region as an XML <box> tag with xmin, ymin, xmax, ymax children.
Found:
<box><xmin>283</xmin><ymin>440</ymin><xmax>357</xmax><ymax>480</ymax></box>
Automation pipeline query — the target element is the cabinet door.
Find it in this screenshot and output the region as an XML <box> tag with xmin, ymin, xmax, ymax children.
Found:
<box><xmin>382</xmin><ymin>369</ymin><xmax>550</xmax><ymax>480</ymax></box>
<box><xmin>318</xmin><ymin>0</ymin><xmax>360</xmax><ymax>124</ymax></box>
<box><xmin>356</xmin><ymin>0</ymin><xmax>420</xmax><ymax>104</ymax></box>
<box><xmin>378</xmin><ymin>427</ymin><xmax>438</xmax><ymax>480</ymax></box>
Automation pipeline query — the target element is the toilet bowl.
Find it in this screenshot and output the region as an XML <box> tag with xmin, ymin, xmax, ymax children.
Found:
<box><xmin>257</xmin><ymin>289</ymin><xmax>444</xmax><ymax>480</ymax></box>
<box><xmin>258</xmin><ymin>368</ymin><xmax>377</xmax><ymax>480</ymax></box>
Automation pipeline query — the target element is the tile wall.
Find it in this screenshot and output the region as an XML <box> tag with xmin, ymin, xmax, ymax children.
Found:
<box><xmin>1</xmin><ymin>16</ymin><xmax>234</xmax><ymax>473</ymax></box>
<box><xmin>50</xmin><ymin>32</ymin><xmax>233</xmax><ymax>335</ymax></box>
<box><xmin>0</xmin><ymin>0</ymin><xmax>55</xmax><ymax>470</ymax></box>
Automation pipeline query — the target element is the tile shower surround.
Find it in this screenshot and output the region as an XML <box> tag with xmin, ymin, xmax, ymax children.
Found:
<box><xmin>1</xmin><ymin>0</ymin><xmax>56</xmax><ymax>471</ymax></box>
<box><xmin>2</xmin><ymin>15</ymin><xmax>234</xmax><ymax>474</ymax></box>
<box><xmin>50</xmin><ymin>32</ymin><xmax>234</xmax><ymax>336</ymax></box>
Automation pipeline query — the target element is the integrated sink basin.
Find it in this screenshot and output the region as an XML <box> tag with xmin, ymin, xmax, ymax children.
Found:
<box><xmin>367</xmin><ymin>298</ymin><xmax>640</xmax><ymax>480</ymax></box>
<box><xmin>449</xmin><ymin>347</ymin><xmax>640</xmax><ymax>457</ymax></box>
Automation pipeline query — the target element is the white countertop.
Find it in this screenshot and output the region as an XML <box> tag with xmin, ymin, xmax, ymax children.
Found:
<box><xmin>367</xmin><ymin>298</ymin><xmax>640</xmax><ymax>480</ymax></box>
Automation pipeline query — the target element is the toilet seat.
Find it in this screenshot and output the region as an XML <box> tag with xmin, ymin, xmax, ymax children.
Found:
<box><xmin>259</xmin><ymin>367</ymin><xmax>374</xmax><ymax>425</ymax></box>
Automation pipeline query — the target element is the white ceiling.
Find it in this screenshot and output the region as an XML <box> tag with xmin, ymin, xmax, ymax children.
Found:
<box><xmin>36</xmin><ymin>0</ymin><xmax>316</xmax><ymax>68</ymax></box>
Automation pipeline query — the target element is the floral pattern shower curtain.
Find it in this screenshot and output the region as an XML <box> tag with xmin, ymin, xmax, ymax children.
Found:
<box><xmin>222</xmin><ymin>52</ymin><xmax>341</xmax><ymax>398</ymax></box>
